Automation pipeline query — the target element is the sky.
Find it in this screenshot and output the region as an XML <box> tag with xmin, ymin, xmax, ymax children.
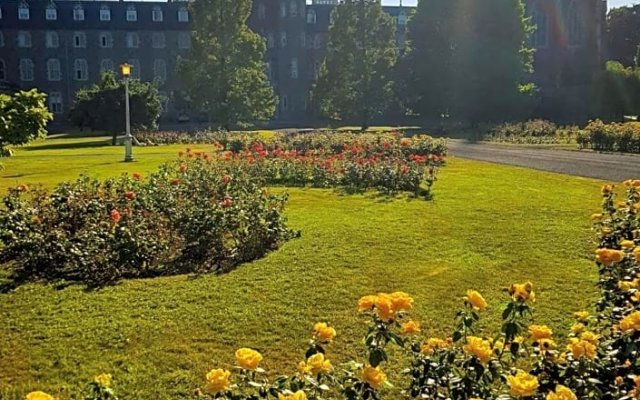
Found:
<box><xmin>379</xmin><ymin>0</ymin><xmax>636</xmax><ymax>9</ymax></box>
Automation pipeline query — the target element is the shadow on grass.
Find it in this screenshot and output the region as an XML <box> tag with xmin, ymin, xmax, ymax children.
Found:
<box><xmin>23</xmin><ymin>138</ymin><xmax>113</xmax><ymax>152</ymax></box>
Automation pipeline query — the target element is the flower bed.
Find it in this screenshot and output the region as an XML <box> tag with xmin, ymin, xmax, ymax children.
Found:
<box><xmin>0</xmin><ymin>159</ymin><xmax>297</xmax><ymax>288</ymax></box>
<box><xmin>482</xmin><ymin>120</ymin><xmax>582</xmax><ymax>145</ymax></box>
<box><xmin>189</xmin><ymin>132</ymin><xmax>446</xmax><ymax>197</ymax></box>
<box><xmin>25</xmin><ymin>181</ymin><xmax>640</xmax><ymax>399</ymax></box>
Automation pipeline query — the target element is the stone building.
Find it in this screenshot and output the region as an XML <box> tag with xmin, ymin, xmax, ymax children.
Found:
<box><xmin>0</xmin><ymin>0</ymin><xmax>606</xmax><ymax>125</ymax></box>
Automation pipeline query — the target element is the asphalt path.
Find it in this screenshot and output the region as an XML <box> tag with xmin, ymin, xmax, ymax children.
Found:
<box><xmin>448</xmin><ymin>140</ymin><xmax>640</xmax><ymax>182</ymax></box>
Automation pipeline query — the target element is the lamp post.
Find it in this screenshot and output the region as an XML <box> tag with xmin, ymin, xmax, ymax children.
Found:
<box><xmin>120</xmin><ymin>63</ymin><xmax>133</xmax><ymax>162</ymax></box>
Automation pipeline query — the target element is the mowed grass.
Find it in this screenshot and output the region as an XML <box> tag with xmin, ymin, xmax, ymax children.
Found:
<box><xmin>0</xmin><ymin>135</ymin><xmax>606</xmax><ymax>399</ymax></box>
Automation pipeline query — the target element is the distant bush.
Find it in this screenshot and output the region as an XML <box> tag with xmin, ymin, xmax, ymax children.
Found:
<box><xmin>0</xmin><ymin>89</ymin><xmax>52</xmax><ymax>157</ymax></box>
<box><xmin>483</xmin><ymin>120</ymin><xmax>581</xmax><ymax>145</ymax></box>
<box><xmin>578</xmin><ymin>120</ymin><xmax>640</xmax><ymax>153</ymax></box>
<box><xmin>0</xmin><ymin>159</ymin><xmax>296</xmax><ymax>288</ymax></box>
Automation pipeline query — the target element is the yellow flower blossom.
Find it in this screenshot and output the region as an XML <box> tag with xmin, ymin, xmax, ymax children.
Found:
<box><xmin>463</xmin><ymin>336</ymin><xmax>493</xmax><ymax>364</ymax></box>
<box><xmin>601</xmin><ymin>184</ymin><xmax>614</xmax><ymax>194</ymax></box>
<box><xmin>205</xmin><ymin>369</ymin><xmax>231</xmax><ymax>394</ymax></box>
<box><xmin>389</xmin><ymin>291</ymin><xmax>414</xmax><ymax>312</ymax></box>
<box><xmin>25</xmin><ymin>392</ymin><xmax>56</xmax><ymax>400</ymax></box>
<box><xmin>537</xmin><ymin>338</ymin><xmax>556</xmax><ymax>352</ymax></box>
<box><xmin>571</xmin><ymin>323</ymin><xmax>585</xmax><ymax>334</ymax></box>
<box><xmin>94</xmin><ymin>373</ymin><xmax>112</xmax><ymax>388</ymax></box>
<box><xmin>278</xmin><ymin>390</ymin><xmax>308</xmax><ymax>400</ymax></box>
<box><xmin>528</xmin><ymin>325</ymin><xmax>553</xmax><ymax>340</ymax></box>
<box><xmin>567</xmin><ymin>338</ymin><xmax>597</xmax><ymax>360</ymax></box>
<box><xmin>362</xmin><ymin>365</ymin><xmax>387</xmax><ymax>389</ymax></box>
<box><xmin>465</xmin><ymin>290</ymin><xmax>488</xmax><ymax>310</ymax></box>
<box><xmin>580</xmin><ymin>331</ymin><xmax>599</xmax><ymax>344</ymax></box>
<box><xmin>634</xmin><ymin>247</ymin><xmax>640</xmax><ymax>263</ymax></box>
<box><xmin>546</xmin><ymin>384</ymin><xmax>577</xmax><ymax>400</ymax></box>
<box><xmin>304</xmin><ymin>352</ymin><xmax>332</xmax><ymax>375</ymax></box>
<box><xmin>401</xmin><ymin>320</ymin><xmax>421</xmax><ymax>334</ymax></box>
<box><xmin>358</xmin><ymin>295</ymin><xmax>378</xmax><ymax>312</ymax></box>
<box><xmin>375</xmin><ymin>293</ymin><xmax>396</xmax><ymax>321</ymax></box>
<box><xmin>591</xmin><ymin>213</ymin><xmax>603</xmax><ymax>221</ymax></box>
<box><xmin>573</xmin><ymin>311</ymin><xmax>590</xmax><ymax>321</ymax></box>
<box><xmin>507</xmin><ymin>370</ymin><xmax>539</xmax><ymax>397</ymax></box>
<box><xmin>619</xmin><ymin>311</ymin><xmax>640</xmax><ymax>332</ymax></box>
<box><xmin>595</xmin><ymin>248</ymin><xmax>625</xmax><ymax>266</ymax></box>
<box><xmin>509</xmin><ymin>282</ymin><xmax>535</xmax><ymax>302</ymax></box>
<box><xmin>619</xmin><ymin>280</ymin><xmax>636</xmax><ymax>292</ymax></box>
<box><xmin>235</xmin><ymin>348</ymin><xmax>263</xmax><ymax>370</ymax></box>
<box><xmin>421</xmin><ymin>338</ymin><xmax>449</xmax><ymax>355</ymax></box>
<box><xmin>621</xmin><ymin>240</ymin><xmax>636</xmax><ymax>250</ymax></box>
<box><xmin>313</xmin><ymin>322</ymin><xmax>337</xmax><ymax>342</ymax></box>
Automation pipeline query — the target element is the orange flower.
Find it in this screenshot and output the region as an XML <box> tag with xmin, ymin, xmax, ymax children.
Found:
<box><xmin>170</xmin><ymin>178</ymin><xmax>181</xmax><ymax>186</ymax></box>
<box><xmin>601</xmin><ymin>184</ymin><xmax>614</xmax><ymax>194</ymax></box>
<box><xmin>17</xmin><ymin>184</ymin><xmax>29</xmax><ymax>192</ymax></box>
<box><xmin>179</xmin><ymin>164</ymin><xmax>188</xmax><ymax>173</ymax></box>
<box><xmin>124</xmin><ymin>191</ymin><xmax>136</xmax><ymax>201</ymax></box>
<box><xmin>595</xmin><ymin>248</ymin><xmax>625</xmax><ymax>266</ymax></box>
<box><xmin>509</xmin><ymin>282</ymin><xmax>535</xmax><ymax>302</ymax></box>
<box><xmin>221</xmin><ymin>198</ymin><xmax>233</xmax><ymax>208</ymax></box>
<box><xmin>110</xmin><ymin>209</ymin><xmax>121</xmax><ymax>223</ymax></box>
<box><xmin>420</xmin><ymin>338</ymin><xmax>449</xmax><ymax>355</ymax></box>
<box><xmin>389</xmin><ymin>291</ymin><xmax>413</xmax><ymax>312</ymax></box>
<box><xmin>401</xmin><ymin>320</ymin><xmax>421</xmax><ymax>334</ymax></box>
<box><xmin>357</xmin><ymin>295</ymin><xmax>378</xmax><ymax>312</ymax></box>
<box><xmin>375</xmin><ymin>293</ymin><xmax>396</xmax><ymax>321</ymax></box>
<box><xmin>132</xmin><ymin>172</ymin><xmax>142</xmax><ymax>181</ymax></box>
<box><xmin>222</xmin><ymin>175</ymin><xmax>232</xmax><ymax>184</ymax></box>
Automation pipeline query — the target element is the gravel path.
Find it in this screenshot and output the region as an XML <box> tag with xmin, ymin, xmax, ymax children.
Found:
<box><xmin>448</xmin><ymin>140</ymin><xmax>640</xmax><ymax>182</ymax></box>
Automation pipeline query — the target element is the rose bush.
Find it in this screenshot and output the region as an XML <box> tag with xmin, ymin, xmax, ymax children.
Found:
<box><xmin>0</xmin><ymin>158</ymin><xmax>297</xmax><ymax>288</ymax></box>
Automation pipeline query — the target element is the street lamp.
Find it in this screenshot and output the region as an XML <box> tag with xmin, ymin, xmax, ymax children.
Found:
<box><xmin>120</xmin><ymin>63</ymin><xmax>133</xmax><ymax>162</ymax></box>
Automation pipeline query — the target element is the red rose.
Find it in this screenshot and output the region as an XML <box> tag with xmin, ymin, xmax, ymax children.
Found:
<box><xmin>170</xmin><ymin>178</ymin><xmax>181</xmax><ymax>186</ymax></box>
<box><xmin>221</xmin><ymin>198</ymin><xmax>233</xmax><ymax>208</ymax></box>
<box><xmin>125</xmin><ymin>191</ymin><xmax>136</xmax><ymax>201</ymax></box>
<box><xmin>179</xmin><ymin>164</ymin><xmax>187</xmax><ymax>173</ymax></box>
<box><xmin>222</xmin><ymin>175</ymin><xmax>232</xmax><ymax>184</ymax></box>
<box><xmin>110</xmin><ymin>209</ymin><xmax>121</xmax><ymax>223</ymax></box>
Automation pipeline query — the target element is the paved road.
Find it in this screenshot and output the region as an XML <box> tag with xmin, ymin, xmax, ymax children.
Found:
<box><xmin>448</xmin><ymin>140</ymin><xmax>640</xmax><ymax>182</ymax></box>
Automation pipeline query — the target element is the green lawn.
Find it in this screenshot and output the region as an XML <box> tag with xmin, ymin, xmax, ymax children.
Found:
<box><xmin>0</xmin><ymin>135</ymin><xmax>606</xmax><ymax>399</ymax></box>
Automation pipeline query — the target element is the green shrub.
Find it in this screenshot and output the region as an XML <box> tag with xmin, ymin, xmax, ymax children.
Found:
<box><xmin>483</xmin><ymin>120</ymin><xmax>581</xmax><ymax>145</ymax></box>
<box><xmin>581</xmin><ymin>120</ymin><xmax>640</xmax><ymax>153</ymax></box>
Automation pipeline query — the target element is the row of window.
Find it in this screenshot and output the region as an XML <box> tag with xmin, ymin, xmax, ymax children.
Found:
<box><xmin>8</xmin><ymin>4</ymin><xmax>189</xmax><ymax>23</ymax></box>
<box><xmin>0</xmin><ymin>58</ymin><xmax>168</xmax><ymax>83</ymax></box>
<box><xmin>264</xmin><ymin>58</ymin><xmax>321</xmax><ymax>81</ymax></box>
<box><xmin>264</xmin><ymin>31</ymin><xmax>323</xmax><ymax>50</ymax></box>
<box><xmin>2</xmin><ymin>31</ymin><xmax>191</xmax><ymax>50</ymax></box>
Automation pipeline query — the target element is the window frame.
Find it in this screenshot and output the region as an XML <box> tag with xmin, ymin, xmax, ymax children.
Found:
<box><xmin>47</xmin><ymin>58</ymin><xmax>62</xmax><ymax>82</ymax></box>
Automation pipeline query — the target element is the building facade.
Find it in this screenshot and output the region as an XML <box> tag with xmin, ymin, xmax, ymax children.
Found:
<box><xmin>0</xmin><ymin>0</ymin><xmax>606</xmax><ymax>125</ymax></box>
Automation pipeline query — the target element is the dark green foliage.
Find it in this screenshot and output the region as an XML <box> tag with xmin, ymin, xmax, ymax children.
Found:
<box><xmin>180</xmin><ymin>0</ymin><xmax>276</xmax><ymax>129</ymax></box>
<box><xmin>68</xmin><ymin>72</ymin><xmax>162</xmax><ymax>137</ymax></box>
<box><xmin>0</xmin><ymin>89</ymin><xmax>52</xmax><ymax>156</ymax></box>
<box><xmin>592</xmin><ymin>61</ymin><xmax>640</xmax><ymax>121</ymax></box>
<box><xmin>312</xmin><ymin>0</ymin><xmax>397</xmax><ymax>130</ymax></box>
<box><xmin>606</xmin><ymin>5</ymin><xmax>640</xmax><ymax>67</ymax></box>
<box><xmin>400</xmin><ymin>0</ymin><xmax>534</xmax><ymax>123</ymax></box>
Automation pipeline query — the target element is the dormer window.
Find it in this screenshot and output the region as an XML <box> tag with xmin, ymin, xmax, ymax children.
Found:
<box><xmin>18</xmin><ymin>4</ymin><xmax>30</xmax><ymax>20</ymax></box>
<box><xmin>152</xmin><ymin>6</ymin><xmax>163</xmax><ymax>22</ymax></box>
<box><xmin>73</xmin><ymin>5</ymin><xmax>85</xmax><ymax>21</ymax></box>
<box><xmin>178</xmin><ymin>7</ymin><xmax>189</xmax><ymax>22</ymax></box>
<box><xmin>100</xmin><ymin>6</ymin><xmax>111</xmax><ymax>22</ymax></box>
<box><xmin>45</xmin><ymin>5</ymin><xmax>57</xmax><ymax>21</ymax></box>
<box><xmin>126</xmin><ymin>6</ymin><xmax>137</xmax><ymax>22</ymax></box>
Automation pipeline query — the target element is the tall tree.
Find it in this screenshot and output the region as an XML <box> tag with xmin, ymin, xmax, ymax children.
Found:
<box><xmin>400</xmin><ymin>0</ymin><xmax>534</xmax><ymax>123</ymax></box>
<box><xmin>181</xmin><ymin>0</ymin><xmax>276</xmax><ymax>129</ymax></box>
<box><xmin>607</xmin><ymin>5</ymin><xmax>640</xmax><ymax>67</ymax></box>
<box><xmin>0</xmin><ymin>89</ymin><xmax>52</xmax><ymax>157</ymax></box>
<box><xmin>312</xmin><ymin>0</ymin><xmax>397</xmax><ymax>130</ymax></box>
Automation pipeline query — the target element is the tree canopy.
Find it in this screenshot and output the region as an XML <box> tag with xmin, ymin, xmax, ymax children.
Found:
<box><xmin>400</xmin><ymin>0</ymin><xmax>534</xmax><ymax>123</ymax></box>
<box><xmin>180</xmin><ymin>0</ymin><xmax>277</xmax><ymax>129</ymax></box>
<box><xmin>68</xmin><ymin>71</ymin><xmax>162</xmax><ymax>140</ymax></box>
<box><xmin>312</xmin><ymin>0</ymin><xmax>397</xmax><ymax>130</ymax></box>
<box><xmin>607</xmin><ymin>5</ymin><xmax>640</xmax><ymax>67</ymax></box>
<box><xmin>0</xmin><ymin>89</ymin><xmax>52</xmax><ymax>156</ymax></box>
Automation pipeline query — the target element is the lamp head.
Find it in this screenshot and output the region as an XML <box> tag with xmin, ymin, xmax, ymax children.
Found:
<box><xmin>120</xmin><ymin>63</ymin><xmax>132</xmax><ymax>77</ymax></box>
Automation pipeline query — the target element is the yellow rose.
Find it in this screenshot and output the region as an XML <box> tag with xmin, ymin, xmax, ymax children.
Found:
<box><xmin>619</xmin><ymin>280</ymin><xmax>635</xmax><ymax>292</ymax></box>
<box><xmin>305</xmin><ymin>352</ymin><xmax>332</xmax><ymax>375</ymax></box>
<box><xmin>528</xmin><ymin>325</ymin><xmax>553</xmax><ymax>340</ymax></box>
<box><xmin>375</xmin><ymin>293</ymin><xmax>396</xmax><ymax>321</ymax></box>
<box><xmin>278</xmin><ymin>390</ymin><xmax>308</xmax><ymax>400</ymax></box>
<box><xmin>580</xmin><ymin>331</ymin><xmax>599</xmax><ymax>344</ymax></box>
<box><xmin>633</xmin><ymin>247</ymin><xmax>640</xmax><ymax>263</ymax></box>
<box><xmin>313</xmin><ymin>322</ymin><xmax>337</xmax><ymax>342</ymax></box>
<box><xmin>567</xmin><ymin>338</ymin><xmax>597</xmax><ymax>360</ymax></box>
<box><xmin>463</xmin><ymin>336</ymin><xmax>493</xmax><ymax>364</ymax></box>
<box><xmin>421</xmin><ymin>338</ymin><xmax>449</xmax><ymax>355</ymax></box>
<box><xmin>205</xmin><ymin>369</ymin><xmax>231</xmax><ymax>394</ymax></box>
<box><xmin>619</xmin><ymin>311</ymin><xmax>640</xmax><ymax>332</ymax></box>
<box><xmin>25</xmin><ymin>392</ymin><xmax>56</xmax><ymax>400</ymax></box>
<box><xmin>602</xmin><ymin>184</ymin><xmax>614</xmax><ymax>194</ymax></box>
<box><xmin>509</xmin><ymin>282</ymin><xmax>535</xmax><ymax>302</ymax></box>
<box><xmin>362</xmin><ymin>365</ymin><xmax>386</xmax><ymax>389</ymax></box>
<box><xmin>465</xmin><ymin>290</ymin><xmax>488</xmax><ymax>310</ymax></box>
<box><xmin>235</xmin><ymin>348</ymin><xmax>263</xmax><ymax>370</ymax></box>
<box><xmin>573</xmin><ymin>311</ymin><xmax>590</xmax><ymax>321</ymax></box>
<box><xmin>401</xmin><ymin>320</ymin><xmax>421</xmax><ymax>335</ymax></box>
<box><xmin>389</xmin><ymin>291</ymin><xmax>414</xmax><ymax>312</ymax></box>
<box><xmin>94</xmin><ymin>373</ymin><xmax>112</xmax><ymax>388</ymax></box>
<box><xmin>571</xmin><ymin>323</ymin><xmax>585</xmax><ymax>335</ymax></box>
<box><xmin>602</xmin><ymin>227</ymin><xmax>613</xmax><ymax>235</ymax></box>
<box><xmin>546</xmin><ymin>384</ymin><xmax>577</xmax><ymax>400</ymax></box>
<box><xmin>634</xmin><ymin>376</ymin><xmax>640</xmax><ymax>398</ymax></box>
<box><xmin>358</xmin><ymin>295</ymin><xmax>378</xmax><ymax>312</ymax></box>
<box><xmin>595</xmin><ymin>248</ymin><xmax>625</xmax><ymax>266</ymax></box>
<box><xmin>591</xmin><ymin>213</ymin><xmax>603</xmax><ymax>221</ymax></box>
<box><xmin>507</xmin><ymin>370</ymin><xmax>539</xmax><ymax>397</ymax></box>
<box><xmin>621</xmin><ymin>240</ymin><xmax>636</xmax><ymax>250</ymax></box>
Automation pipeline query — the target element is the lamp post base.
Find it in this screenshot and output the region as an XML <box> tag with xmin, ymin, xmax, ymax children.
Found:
<box><xmin>124</xmin><ymin>136</ymin><xmax>134</xmax><ymax>162</ymax></box>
